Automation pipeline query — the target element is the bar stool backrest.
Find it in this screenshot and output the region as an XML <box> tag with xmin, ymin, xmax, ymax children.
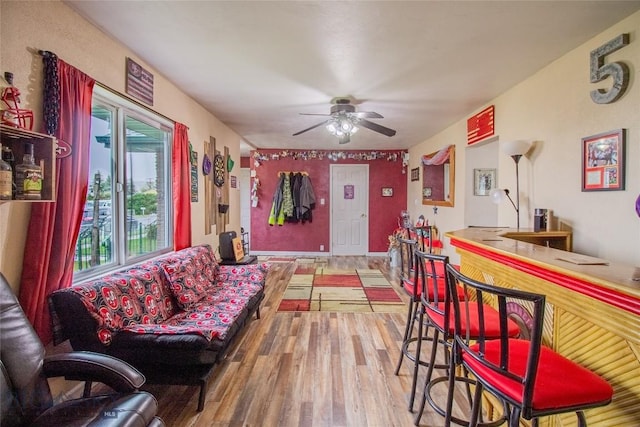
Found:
<box><xmin>415</xmin><ymin>249</ymin><xmax>450</xmax><ymax>326</ymax></box>
<box><xmin>398</xmin><ymin>236</ymin><xmax>418</xmax><ymax>290</ymax></box>
<box><xmin>445</xmin><ymin>263</ymin><xmax>545</xmax><ymax>415</ymax></box>
<box><xmin>405</xmin><ymin>225</ymin><xmax>434</xmax><ymax>254</ymax></box>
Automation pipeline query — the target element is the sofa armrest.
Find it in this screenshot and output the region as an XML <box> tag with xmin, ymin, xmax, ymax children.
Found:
<box><xmin>43</xmin><ymin>351</ymin><xmax>145</xmax><ymax>392</ymax></box>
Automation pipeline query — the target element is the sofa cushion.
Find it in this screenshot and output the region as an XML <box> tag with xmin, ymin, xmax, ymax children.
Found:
<box><xmin>118</xmin><ymin>262</ymin><xmax>177</xmax><ymax>321</ymax></box>
<box><xmin>159</xmin><ymin>245</ymin><xmax>219</xmax><ymax>310</ymax></box>
<box><xmin>67</xmin><ymin>274</ymin><xmax>146</xmax><ymax>345</ymax></box>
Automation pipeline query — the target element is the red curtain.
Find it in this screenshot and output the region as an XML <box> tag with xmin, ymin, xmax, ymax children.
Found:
<box><xmin>172</xmin><ymin>122</ymin><xmax>191</xmax><ymax>250</ymax></box>
<box><xmin>19</xmin><ymin>60</ymin><xmax>95</xmax><ymax>344</ymax></box>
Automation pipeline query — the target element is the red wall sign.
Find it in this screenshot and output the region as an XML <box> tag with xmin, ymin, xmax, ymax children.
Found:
<box><xmin>467</xmin><ymin>105</ymin><xmax>494</xmax><ymax>145</ymax></box>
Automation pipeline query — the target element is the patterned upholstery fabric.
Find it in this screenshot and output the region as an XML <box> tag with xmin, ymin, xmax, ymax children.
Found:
<box><xmin>160</xmin><ymin>245</ymin><xmax>220</xmax><ymax>310</ymax></box>
<box><xmin>66</xmin><ymin>244</ymin><xmax>268</xmax><ymax>345</ymax></box>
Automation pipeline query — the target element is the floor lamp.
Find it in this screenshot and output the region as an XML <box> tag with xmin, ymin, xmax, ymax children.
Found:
<box><xmin>490</xmin><ymin>140</ymin><xmax>532</xmax><ymax>230</ymax></box>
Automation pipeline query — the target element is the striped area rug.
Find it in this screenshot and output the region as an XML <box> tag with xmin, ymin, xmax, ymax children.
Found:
<box><xmin>277</xmin><ymin>266</ymin><xmax>405</xmax><ymax>313</ymax></box>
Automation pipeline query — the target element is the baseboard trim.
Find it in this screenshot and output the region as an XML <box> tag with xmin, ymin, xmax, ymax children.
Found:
<box><xmin>252</xmin><ymin>251</ymin><xmax>389</xmax><ymax>258</ymax></box>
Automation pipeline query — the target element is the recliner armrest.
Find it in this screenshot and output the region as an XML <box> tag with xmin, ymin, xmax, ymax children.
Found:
<box><xmin>43</xmin><ymin>351</ymin><xmax>145</xmax><ymax>392</ymax></box>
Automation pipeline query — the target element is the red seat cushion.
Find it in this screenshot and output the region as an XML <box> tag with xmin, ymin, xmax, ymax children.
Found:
<box><xmin>428</xmin><ymin>302</ymin><xmax>520</xmax><ymax>338</ymax></box>
<box><xmin>402</xmin><ymin>276</ymin><xmax>465</xmax><ymax>300</ymax></box>
<box><xmin>464</xmin><ymin>339</ymin><xmax>613</xmax><ymax>410</ymax></box>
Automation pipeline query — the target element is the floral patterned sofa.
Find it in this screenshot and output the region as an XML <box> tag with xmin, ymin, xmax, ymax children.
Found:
<box><xmin>48</xmin><ymin>244</ymin><xmax>269</xmax><ymax>411</ymax></box>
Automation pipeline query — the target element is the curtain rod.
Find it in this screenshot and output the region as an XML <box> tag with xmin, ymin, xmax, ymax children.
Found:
<box><xmin>38</xmin><ymin>49</ymin><xmax>177</xmax><ymax>126</ymax></box>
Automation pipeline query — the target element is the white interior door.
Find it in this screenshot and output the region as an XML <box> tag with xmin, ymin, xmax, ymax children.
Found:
<box><xmin>239</xmin><ymin>168</ymin><xmax>251</xmax><ymax>249</ymax></box>
<box><xmin>331</xmin><ymin>164</ymin><xmax>369</xmax><ymax>255</ymax></box>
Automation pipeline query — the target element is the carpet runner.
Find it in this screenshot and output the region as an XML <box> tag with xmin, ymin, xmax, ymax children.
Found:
<box><xmin>278</xmin><ymin>265</ymin><xmax>405</xmax><ymax>313</ymax></box>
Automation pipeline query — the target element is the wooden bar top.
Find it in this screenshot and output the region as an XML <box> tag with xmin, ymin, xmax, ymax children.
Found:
<box><xmin>446</xmin><ymin>227</ymin><xmax>640</xmax><ymax>307</ymax></box>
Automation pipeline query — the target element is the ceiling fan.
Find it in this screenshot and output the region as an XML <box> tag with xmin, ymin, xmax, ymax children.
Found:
<box><xmin>292</xmin><ymin>98</ymin><xmax>397</xmax><ymax>144</ymax></box>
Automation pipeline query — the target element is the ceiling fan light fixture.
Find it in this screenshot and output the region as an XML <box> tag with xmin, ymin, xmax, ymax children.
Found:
<box><xmin>326</xmin><ymin>122</ymin><xmax>338</xmax><ymax>134</ymax></box>
<box><xmin>293</xmin><ymin>98</ymin><xmax>396</xmax><ymax>142</ymax></box>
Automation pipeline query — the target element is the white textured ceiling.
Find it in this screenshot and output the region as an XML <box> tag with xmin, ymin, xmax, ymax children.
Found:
<box><xmin>65</xmin><ymin>1</ymin><xmax>640</xmax><ymax>155</ymax></box>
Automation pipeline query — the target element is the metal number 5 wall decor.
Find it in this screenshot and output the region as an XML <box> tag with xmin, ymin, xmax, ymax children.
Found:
<box><xmin>590</xmin><ymin>33</ymin><xmax>630</xmax><ymax>104</ymax></box>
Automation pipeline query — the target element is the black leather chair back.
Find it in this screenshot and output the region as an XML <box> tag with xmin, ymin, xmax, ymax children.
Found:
<box><xmin>0</xmin><ymin>272</ymin><xmax>53</xmax><ymax>427</ymax></box>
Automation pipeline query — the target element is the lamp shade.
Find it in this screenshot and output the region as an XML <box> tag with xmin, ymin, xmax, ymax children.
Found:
<box><xmin>490</xmin><ymin>188</ymin><xmax>507</xmax><ymax>204</ymax></box>
<box><xmin>502</xmin><ymin>140</ymin><xmax>532</xmax><ymax>157</ymax></box>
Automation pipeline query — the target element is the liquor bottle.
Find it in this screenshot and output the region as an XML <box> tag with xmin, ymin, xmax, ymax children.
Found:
<box><xmin>15</xmin><ymin>142</ymin><xmax>42</xmax><ymax>200</ymax></box>
<box><xmin>0</xmin><ymin>143</ymin><xmax>12</xmax><ymax>200</ymax></box>
<box><xmin>1</xmin><ymin>144</ymin><xmax>16</xmax><ymax>198</ymax></box>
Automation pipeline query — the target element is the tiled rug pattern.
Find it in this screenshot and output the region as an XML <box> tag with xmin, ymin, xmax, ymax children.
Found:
<box><xmin>278</xmin><ymin>265</ymin><xmax>405</xmax><ymax>313</ymax></box>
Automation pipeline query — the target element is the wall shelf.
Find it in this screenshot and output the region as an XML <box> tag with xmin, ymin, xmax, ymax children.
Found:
<box><xmin>1</xmin><ymin>124</ymin><xmax>56</xmax><ymax>202</ymax></box>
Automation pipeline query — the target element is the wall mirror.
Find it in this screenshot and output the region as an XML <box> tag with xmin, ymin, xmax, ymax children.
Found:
<box><xmin>422</xmin><ymin>145</ymin><xmax>455</xmax><ymax>207</ymax></box>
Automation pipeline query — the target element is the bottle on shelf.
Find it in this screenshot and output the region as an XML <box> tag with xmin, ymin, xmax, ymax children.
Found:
<box><xmin>1</xmin><ymin>144</ymin><xmax>16</xmax><ymax>199</ymax></box>
<box><xmin>15</xmin><ymin>142</ymin><xmax>42</xmax><ymax>200</ymax></box>
<box><xmin>0</xmin><ymin>143</ymin><xmax>12</xmax><ymax>200</ymax></box>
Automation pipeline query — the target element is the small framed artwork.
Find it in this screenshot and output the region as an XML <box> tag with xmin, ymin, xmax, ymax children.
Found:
<box><xmin>410</xmin><ymin>167</ymin><xmax>420</xmax><ymax>182</ymax></box>
<box><xmin>474</xmin><ymin>168</ymin><xmax>496</xmax><ymax>196</ymax></box>
<box><xmin>582</xmin><ymin>129</ymin><xmax>625</xmax><ymax>191</ymax></box>
<box><xmin>382</xmin><ymin>187</ymin><xmax>393</xmax><ymax>197</ymax></box>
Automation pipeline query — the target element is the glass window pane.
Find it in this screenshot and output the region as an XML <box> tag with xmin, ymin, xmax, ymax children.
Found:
<box><xmin>74</xmin><ymin>104</ymin><xmax>116</xmax><ymax>275</ymax></box>
<box><xmin>124</xmin><ymin>115</ymin><xmax>170</xmax><ymax>261</ymax></box>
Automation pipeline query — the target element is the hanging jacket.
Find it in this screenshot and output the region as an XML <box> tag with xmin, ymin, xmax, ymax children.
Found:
<box><xmin>289</xmin><ymin>172</ymin><xmax>302</xmax><ymax>223</ymax></box>
<box><xmin>299</xmin><ymin>174</ymin><xmax>316</xmax><ymax>223</ymax></box>
<box><xmin>268</xmin><ymin>174</ymin><xmax>286</xmax><ymax>226</ymax></box>
<box><xmin>282</xmin><ymin>173</ymin><xmax>294</xmax><ymax>219</ymax></box>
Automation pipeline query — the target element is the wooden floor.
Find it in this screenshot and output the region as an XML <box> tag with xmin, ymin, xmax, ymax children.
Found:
<box><xmin>145</xmin><ymin>256</ymin><xmax>471</xmax><ymax>426</ymax></box>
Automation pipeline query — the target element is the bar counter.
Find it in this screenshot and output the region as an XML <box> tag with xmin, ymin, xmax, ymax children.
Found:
<box><xmin>446</xmin><ymin>227</ymin><xmax>640</xmax><ymax>427</ymax></box>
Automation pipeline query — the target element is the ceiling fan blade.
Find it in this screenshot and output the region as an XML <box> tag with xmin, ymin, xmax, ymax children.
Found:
<box><xmin>299</xmin><ymin>113</ymin><xmax>331</xmax><ymax>116</ymax></box>
<box><xmin>354</xmin><ymin>111</ymin><xmax>383</xmax><ymax>119</ymax></box>
<box><xmin>358</xmin><ymin>119</ymin><xmax>397</xmax><ymax>137</ymax></box>
<box><xmin>292</xmin><ymin>119</ymin><xmax>330</xmax><ymax>136</ymax></box>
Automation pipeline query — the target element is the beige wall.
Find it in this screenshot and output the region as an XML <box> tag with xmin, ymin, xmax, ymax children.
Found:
<box><xmin>409</xmin><ymin>11</ymin><xmax>640</xmax><ymax>266</ymax></box>
<box><xmin>2</xmin><ymin>2</ymin><xmax>639</xmax><ymax>290</ymax></box>
<box><xmin>0</xmin><ymin>1</ymin><xmax>241</xmax><ymax>291</ymax></box>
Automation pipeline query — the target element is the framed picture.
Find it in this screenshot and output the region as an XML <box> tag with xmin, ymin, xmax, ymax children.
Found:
<box><xmin>382</xmin><ymin>187</ymin><xmax>393</xmax><ymax>197</ymax></box>
<box><xmin>410</xmin><ymin>167</ymin><xmax>420</xmax><ymax>182</ymax></box>
<box><xmin>474</xmin><ymin>168</ymin><xmax>496</xmax><ymax>196</ymax></box>
<box><xmin>582</xmin><ymin>129</ymin><xmax>625</xmax><ymax>191</ymax></box>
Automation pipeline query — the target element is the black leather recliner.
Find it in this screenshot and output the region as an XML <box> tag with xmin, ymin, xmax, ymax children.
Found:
<box><xmin>0</xmin><ymin>272</ymin><xmax>164</xmax><ymax>427</ymax></box>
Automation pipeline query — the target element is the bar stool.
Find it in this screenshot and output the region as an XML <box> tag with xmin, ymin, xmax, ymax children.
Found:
<box><xmin>413</xmin><ymin>251</ymin><xmax>519</xmax><ymax>427</ymax></box>
<box><xmin>446</xmin><ymin>265</ymin><xmax>613</xmax><ymax>427</ymax></box>
<box><xmin>394</xmin><ymin>236</ymin><xmax>448</xmax><ymax>411</ymax></box>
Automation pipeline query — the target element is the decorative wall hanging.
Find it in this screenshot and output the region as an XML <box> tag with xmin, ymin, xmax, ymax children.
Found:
<box><xmin>190</xmin><ymin>150</ymin><xmax>198</xmax><ymax>202</ymax></box>
<box><xmin>410</xmin><ymin>167</ymin><xmax>419</xmax><ymax>182</ymax></box>
<box><xmin>590</xmin><ymin>33</ymin><xmax>630</xmax><ymax>104</ymax></box>
<box><xmin>202</xmin><ymin>154</ymin><xmax>211</xmax><ymax>175</ymax></box>
<box><xmin>382</xmin><ymin>187</ymin><xmax>393</xmax><ymax>197</ymax></box>
<box><xmin>582</xmin><ymin>129</ymin><xmax>625</xmax><ymax>191</ymax></box>
<box><xmin>214</xmin><ymin>153</ymin><xmax>225</xmax><ymax>187</ymax></box>
<box><xmin>252</xmin><ymin>149</ymin><xmax>405</xmax><ymax>165</ymax></box>
<box><xmin>125</xmin><ymin>57</ymin><xmax>154</xmax><ymax>106</ymax></box>
<box><xmin>467</xmin><ymin>105</ymin><xmax>494</xmax><ymax>145</ymax></box>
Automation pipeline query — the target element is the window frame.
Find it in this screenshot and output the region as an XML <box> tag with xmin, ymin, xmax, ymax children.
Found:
<box><xmin>73</xmin><ymin>86</ymin><xmax>174</xmax><ymax>282</ymax></box>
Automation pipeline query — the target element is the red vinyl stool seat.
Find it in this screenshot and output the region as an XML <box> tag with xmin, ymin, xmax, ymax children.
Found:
<box><xmin>447</xmin><ymin>265</ymin><xmax>613</xmax><ymax>427</ymax></box>
<box><xmin>413</xmin><ymin>252</ymin><xmax>518</xmax><ymax>427</ymax></box>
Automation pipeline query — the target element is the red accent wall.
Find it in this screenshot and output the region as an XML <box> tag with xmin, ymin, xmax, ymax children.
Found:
<box><xmin>250</xmin><ymin>150</ymin><xmax>407</xmax><ymax>253</ymax></box>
